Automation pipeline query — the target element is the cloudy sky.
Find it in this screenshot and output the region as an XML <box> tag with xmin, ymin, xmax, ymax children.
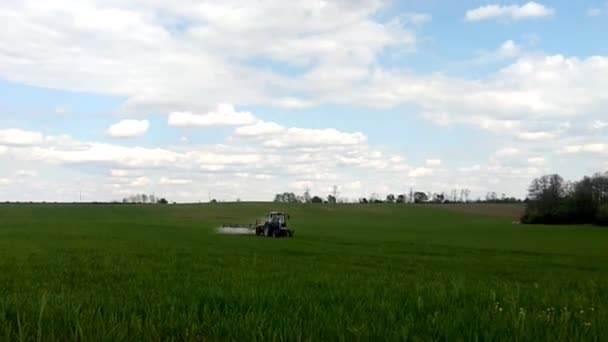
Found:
<box><xmin>1</xmin><ymin>0</ymin><xmax>607</xmax><ymax>202</ymax></box>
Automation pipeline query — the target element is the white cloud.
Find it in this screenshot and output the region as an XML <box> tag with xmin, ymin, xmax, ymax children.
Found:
<box><xmin>110</xmin><ymin>169</ymin><xmax>130</xmax><ymax>177</ymax></box>
<box><xmin>15</xmin><ymin>170</ymin><xmax>37</xmax><ymax>178</ymax></box>
<box><xmin>106</xmin><ymin>119</ymin><xmax>149</xmax><ymax>138</ymax></box>
<box><xmin>591</xmin><ymin>120</ymin><xmax>608</xmax><ymax>130</ymax></box>
<box><xmin>465</xmin><ymin>2</ymin><xmax>555</xmax><ymax>22</ymax></box>
<box><xmin>425</xmin><ymin>159</ymin><xmax>442</xmax><ymax>167</ymax></box>
<box><xmin>159</xmin><ymin>177</ymin><xmax>192</xmax><ymax>185</ymax></box>
<box><xmin>290</xmin><ymin>180</ymin><xmax>314</xmax><ymax>190</ymax></box>
<box><xmin>408</xmin><ymin>167</ymin><xmax>433</xmax><ymax>177</ymax></box>
<box><xmin>129</xmin><ymin>177</ymin><xmax>151</xmax><ymax>187</ymax></box>
<box><xmin>459</xmin><ymin>164</ymin><xmax>481</xmax><ymax>172</ymax></box>
<box><xmin>495</xmin><ymin>147</ymin><xmax>520</xmax><ymax>157</ymax></box>
<box><xmin>517</xmin><ymin>131</ymin><xmax>555</xmax><ymax>141</ymax></box>
<box><xmin>262</xmin><ymin>128</ymin><xmax>367</xmax><ymax>148</ymax></box>
<box><xmin>235</xmin><ymin>121</ymin><xmax>286</xmax><ymax>137</ymax></box>
<box><xmin>0</xmin><ymin>129</ymin><xmax>44</xmax><ymax>146</ymax></box>
<box><xmin>168</xmin><ymin>104</ymin><xmax>256</xmax><ymax>127</ymax></box>
<box><xmin>0</xmin><ymin>1</ymin><xmax>417</xmax><ymax>112</ymax></box>
<box><xmin>527</xmin><ymin>157</ymin><xmax>546</xmax><ymax>166</ymax></box>
<box><xmin>588</xmin><ymin>3</ymin><xmax>608</xmax><ymax>16</ymax></box>
<box><xmin>401</xmin><ymin>13</ymin><xmax>432</xmax><ymax>27</ymax></box>
<box><xmin>560</xmin><ymin>143</ymin><xmax>608</xmax><ymax>154</ymax></box>
<box><xmin>476</xmin><ymin>40</ymin><xmax>523</xmax><ymax>62</ymax></box>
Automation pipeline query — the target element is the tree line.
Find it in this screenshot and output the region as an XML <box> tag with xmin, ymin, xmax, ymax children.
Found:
<box><xmin>273</xmin><ymin>187</ymin><xmax>521</xmax><ymax>204</ymax></box>
<box><xmin>121</xmin><ymin>193</ymin><xmax>168</xmax><ymax>204</ymax></box>
<box><xmin>522</xmin><ymin>172</ymin><xmax>608</xmax><ymax>226</ymax></box>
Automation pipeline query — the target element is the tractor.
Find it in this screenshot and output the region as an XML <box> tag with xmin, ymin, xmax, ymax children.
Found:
<box><xmin>221</xmin><ymin>211</ymin><xmax>294</xmax><ymax>238</ymax></box>
<box><xmin>255</xmin><ymin>212</ymin><xmax>294</xmax><ymax>238</ymax></box>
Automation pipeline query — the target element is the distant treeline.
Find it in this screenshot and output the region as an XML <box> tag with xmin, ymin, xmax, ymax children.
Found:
<box><xmin>273</xmin><ymin>188</ymin><xmax>521</xmax><ymax>204</ymax></box>
<box><xmin>121</xmin><ymin>193</ymin><xmax>169</xmax><ymax>204</ymax></box>
<box><xmin>522</xmin><ymin>172</ymin><xmax>608</xmax><ymax>226</ymax></box>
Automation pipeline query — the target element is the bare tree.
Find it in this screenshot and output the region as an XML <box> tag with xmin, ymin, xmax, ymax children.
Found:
<box><xmin>331</xmin><ymin>185</ymin><xmax>339</xmax><ymax>202</ymax></box>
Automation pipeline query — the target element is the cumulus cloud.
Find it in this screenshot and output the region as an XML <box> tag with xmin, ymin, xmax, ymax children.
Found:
<box><xmin>15</xmin><ymin>170</ymin><xmax>38</xmax><ymax>178</ymax></box>
<box><xmin>0</xmin><ymin>0</ymin><xmax>417</xmax><ymax>112</ymax></box>
<box><xmin>401</xmin><ymin>13</ymin><xmax>432</xmax><ymax>27</ymax></box>
<box><xmin>106</xmin><ymin>119</ymin><xmax>149</xmax><ymax>137</ymax></box>
<box><xmin>0</xmin><ymin>129</ymin><xmax>44</xmax><ymax>146</ymax></box>
<box><xmin>527</xmin><ymin>157</ymin><xmax>546</xmax><ymax>166</ymax></box>
<box><xmin>495</xmin><ymin>147</ymin><xmax>520</xmax><ymax>157</ymax></box>
<box><xmin>517</xmin><ymin>131</ymin><xmax>555</xmax><ymax>141</ymax></box>
<box><xmin>465</xmin><ymin>2</ymin><xmax>555</xmax><ymax>22</ymax></box>
<box><xmin>110</xmin><ymin>169</ymin><xmax>130</xmax><ymax>177</ymax></box>
<box><xmin>229</xmin><ymin>111</ymin><xmax>368</xmax><ymax>148</ymax></box>
<box><xmin>409</xmin><ymin>167</ymin><xmax>433</xmax><ymax>177</ymax></box>
<box><xmin>129</xmin><ymin>177</ymin><xmax>151</xmax><ymax>187</ymax></box>
<box><xmin>588</xmin><ymin>3</ymin><xmax>608</xmax><ymax>16</ymax></box>
<box><xmin>560</xmin><ymin>143</ymin><xmax>608</xmax><ymax>154</ymax></box>
<box><xmin>476</xmin><ymin>40</ymin><xmax>523</xmax><ymax>63</ymax></box>
<box><xmin>159</xmin><ymin>177</ymin><xmax>192</xmax><ymax>185</ymax></box>
<box><xmin>235</xmin><ymin>121</ymin><xmax>286</xmax><ymax>137</ymax></box>
<box><xmin>425</xmin><ymin>159</ymin><xmax>442</xmax><ymax>167</ymax></box>
<box><xmin>591</xmin><ymin>120</ymin><xmax>608</xmax><ymax>130</ymax></box>
<box><xmin>168</xmin><ymin>104</ymin><xmax>257</xmax><ymax>127</ymax></box>
<box><xmin>262</xmin><ymin>128</ymin><xmax>367</xmax><ymax>148</ymax></box>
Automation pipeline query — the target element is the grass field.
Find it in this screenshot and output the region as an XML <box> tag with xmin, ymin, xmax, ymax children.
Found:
<box><xmin>0</xmin><ymin>203</ymin><xmax>607</xmax><ymax>341</ymax></box>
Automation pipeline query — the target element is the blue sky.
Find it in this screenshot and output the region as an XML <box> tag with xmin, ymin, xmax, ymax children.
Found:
<box><xmin>1</xmin><ymin>0</ymin><xmax>607</xmax><ymax>202</ymax></box>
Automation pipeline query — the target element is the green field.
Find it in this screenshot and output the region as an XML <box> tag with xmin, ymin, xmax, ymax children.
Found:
<box><xmin>0</xmin><ymin>203</ymin><xmax>606</xmax><ymax>341</ymax></box>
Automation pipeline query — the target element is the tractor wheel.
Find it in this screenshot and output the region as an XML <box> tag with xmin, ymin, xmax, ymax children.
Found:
<box><xmin>287</xmin><ymin>230</ymin><xmax>293</xmax><ymax>237</ymax></box>
<box><xmin>272</xmin><ymin>230</ymin><xmax>277</xmax><ymax>238</ymax></box>
<box><xmin>263</xmin><ymin>225</ymin><xmax>270</xmax><ymax>237</ymax></box>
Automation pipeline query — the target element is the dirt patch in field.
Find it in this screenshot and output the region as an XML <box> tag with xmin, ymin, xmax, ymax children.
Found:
<box><xmin>426</xmin><ymin>203</ymin><xmax>525</xmax><ymax>220</ymax></box>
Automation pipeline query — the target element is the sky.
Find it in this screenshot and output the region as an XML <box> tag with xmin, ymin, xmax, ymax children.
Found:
<box><xmin>0</xmin><ymin>0</ymin><xmax>607</xmax><ymax>202</ymax></box>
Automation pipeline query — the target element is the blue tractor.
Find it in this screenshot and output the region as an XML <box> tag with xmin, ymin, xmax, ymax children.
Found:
<box><xmin>255</xmin><ymin>212</ymin><xmax>294</xmax><ymax>238</ymax></box>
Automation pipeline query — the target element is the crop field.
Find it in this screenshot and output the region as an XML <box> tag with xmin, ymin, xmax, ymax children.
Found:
<box><xmin>0</xmin><ymin>203</ymin><xmax>607</xmax><ymax>341</ymax></box>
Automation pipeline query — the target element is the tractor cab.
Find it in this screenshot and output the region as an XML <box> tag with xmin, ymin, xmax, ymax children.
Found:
<box><xmin>268</xmin><ymin>212</ymin><xmax>288</xmax><ymax>228</ymax></box>
<box><xmin>256</xmin><ymin>211</ymin><xmax>294</xmax><ymax>237</ymax></box>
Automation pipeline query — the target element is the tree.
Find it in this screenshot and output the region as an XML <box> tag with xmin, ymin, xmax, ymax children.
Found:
<box><xmin>158</xmin><ymin>198</ymin><xmax>168</xmax><ymax>204</ymax></box>
<box><xmin>273</xmin><ymin>192</ymin><xmax>298</xmax><ymax>203</ymax></box>
<box><xmin>303</xmin><ymin>188</ymin><xmax>312</xmax><ymax>203</ymax></box>
<box><xmin>142</xmin><ymin>194</ymin><xmax>148</xmax><ymax>203</ymax></box>
<box><xmin>451</xmin><ymin>189</ymin><xmax>458</xmax><ymax>202</ymax></box>
<box><xmin>331</xmin><ymin>185</ymin><xmax>339</xmax><ymax>203</ymax></box>
<box><xmin>359</xmin><ymin>197</ymin><xmax>368</xmax><ymax>204</ymax></box>
<box><xmin>414</xmin><ymin>192</ymin><xmax>428</xmax><ymax>203</ymax></box>
<box><xmin>597</xmin><ymin>204</ymin><xmax>608</xmax><ymax>226</ymax></box>
<box><xmin>462</xmin><ymin>189</ymin><xmax>471</xmax><ymax>203</ymax></box>
<box><xmin>523</xmin><ymin>174</ymin><xmax>569</xmax><ymax>224</ymax></box>
<box><xmin>432</xmin><ymin>193</ymin><xmax>445</xmax><ymax>203</ymax></box>
<box><xmin>369</xmin><ymin>193</ymin><xmax>379</xmax><ymax>203</ymax></box>
<box><xmin>486</xmin><ymin>192</ymin><xmax>498</xmax><ymax>202</ymax></box>
<box><xmin>311</xmin><ymin>196</ymin><xmax>323</xmax><ymax>203</ymax></box>
<box><xmin>396</xmin><ymin>194</ymin><xmax>406</xmax><ymax>203</ymax></box>
<box><xmin>386</xmin><ymin>194</ymin><xmax>395</xmax><ymax>203</ymax></box>
<box><xmin>327</xmin><ymin>194</ymin><xmax>336</xmax><ymax>204</ymax></box>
